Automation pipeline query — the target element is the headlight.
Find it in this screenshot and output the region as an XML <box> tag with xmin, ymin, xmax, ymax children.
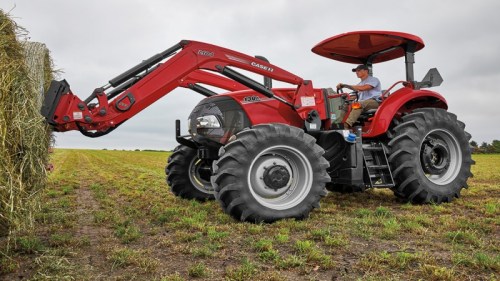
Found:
<box><xmin>196</xmin><ymin>115</ymin><xmax>221</xmax><ymax>129</ymax></box>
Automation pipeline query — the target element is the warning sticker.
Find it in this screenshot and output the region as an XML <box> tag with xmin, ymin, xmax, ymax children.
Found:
<box><xmin>301</xmin><ymin>97</ymin><xmax>316</xmax><ymax>106</ymax></box>
<box><xmin>73</xmin><ymin>112</ymin><xmax>83</xmax><ymax>120</ymax></box>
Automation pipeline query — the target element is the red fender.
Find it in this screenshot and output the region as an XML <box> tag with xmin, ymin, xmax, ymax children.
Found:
<box><xmin>363</xmin><ymin>87</ymin><xmax>448</xmax><ymax>138</ymax></box>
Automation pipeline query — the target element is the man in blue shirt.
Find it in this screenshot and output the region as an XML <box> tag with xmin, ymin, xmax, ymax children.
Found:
<box><xmin>336</xmin><ymin>65</ymin><xmax>382</xmax><ymax>129</ymax></box>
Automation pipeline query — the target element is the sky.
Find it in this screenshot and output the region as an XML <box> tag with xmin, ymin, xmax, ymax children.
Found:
<box><xmin>2</xmin><ymin>0</ymin><xmax>499</xmax><ymax>150</ymax></box>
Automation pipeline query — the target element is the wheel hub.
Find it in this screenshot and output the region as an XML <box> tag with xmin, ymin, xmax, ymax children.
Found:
<box><xmin>197</xmin><ymin>163</ymin><xmax>212</xmax><ymax>182</ymax></box>
<box><xmin>189</xmin><ymin>159</ymin><xmax>214</xmax><ymax>193</ymax></box>
<box><xmin>248</xmin><ymin>144</ymin><xmax>314</xmax><ymax>210</ymax></box>
<box><xmin>263</xmin><ymin>165</ymin><xmax>291</xmax><ymax>190</ymax></box>
<box><xmin>421</xmin><ymin>138</ymin><xmax>450</xmax><ymax>175</ymax></box>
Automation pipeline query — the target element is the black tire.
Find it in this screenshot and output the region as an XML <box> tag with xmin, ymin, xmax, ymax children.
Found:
<box><xmin>166</xmin><ymin>145</ymin><xmax>215</xmax><ymax>201</ymax></box>
<box><xmin>387</xmin><ymin>108</ymin><xmax>473</xmax><ymax>203</ymax></box>
<box><xmin>211</xmin><ymin>124</ymin><xmax>330</xmax><ymax>223</ymax></box>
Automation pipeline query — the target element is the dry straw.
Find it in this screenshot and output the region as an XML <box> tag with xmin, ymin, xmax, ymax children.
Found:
<box><xmin>0</xmin><ymin>10</ymin><xmax>53</xmax><ymax>251</ymax></box>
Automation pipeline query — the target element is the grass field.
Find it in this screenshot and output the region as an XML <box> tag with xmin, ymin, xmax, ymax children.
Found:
<box><xmin>1</xmin><ymin>150</ymin><xmax>499</xmax><ymax>280</ymax></box>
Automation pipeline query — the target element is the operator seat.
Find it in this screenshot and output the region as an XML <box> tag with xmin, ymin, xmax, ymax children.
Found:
<box><xmin>356</xmin><ymin>109</ymin><xmax>377</xmax><ymax>124</ymax></box>
<box><xmin>356</xmin><ymin>90</ymin><xmax>388</xmax><ymax>124</ymax></box>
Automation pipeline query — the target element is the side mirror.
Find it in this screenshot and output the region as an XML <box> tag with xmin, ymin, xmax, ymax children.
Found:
<box><xmin>415</xmin><ymin>68</ymin><xmax>443</xmax><ymax>89</ymax></box>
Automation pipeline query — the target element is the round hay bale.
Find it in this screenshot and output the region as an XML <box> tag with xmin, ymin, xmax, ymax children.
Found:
<box><xmin>0</xmin><ymin>10</ymin><xmax>53</xmax><ymax>242</ymax></box>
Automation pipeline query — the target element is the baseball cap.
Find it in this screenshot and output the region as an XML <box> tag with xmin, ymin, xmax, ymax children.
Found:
<box><xmin>352</xmin><ymin>65</ymin><xmax>369</xmax><ymax>72</ymax></box>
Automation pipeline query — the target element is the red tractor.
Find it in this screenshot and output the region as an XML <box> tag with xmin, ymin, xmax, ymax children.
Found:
<box><xmin>41</xmin><ymin>31</ymin><xmax>473</xmax><ymax>223</ymax></box>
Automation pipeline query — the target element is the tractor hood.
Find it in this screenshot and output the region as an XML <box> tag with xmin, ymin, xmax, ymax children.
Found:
<box><xmin>312</xmin><ymin>31</ymin><xmax>425</xmax><ymax>64</ymax></box>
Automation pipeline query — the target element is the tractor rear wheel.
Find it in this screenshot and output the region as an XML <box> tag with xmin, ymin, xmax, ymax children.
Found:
<box><xmin>211</xmin><ymin>124</ymin><xmax>329</xmax><ymax>223</ymax></box>
<box><xmin>166</xmin><ymin>145</ymin><xmax>215</xmax><ymax>201</ymax></box>
<box><xmin>387</xmin><ymin>108</ymin><xmax>473</xmax><ymax>203</ymax></box>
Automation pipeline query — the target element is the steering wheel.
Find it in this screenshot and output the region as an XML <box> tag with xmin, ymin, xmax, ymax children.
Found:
<box><xmin>337</xmin><ymin>85</ymin><xmax>359</xmax><ymax>101</ymax></box>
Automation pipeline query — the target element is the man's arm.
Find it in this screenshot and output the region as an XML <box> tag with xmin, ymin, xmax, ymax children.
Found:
<box><xmin>337</xmin><ymin>83</ymin><xmax>373</xmax><ymax>91</ymax></box>
<box><xmin>349</xmin><ymin>84</ymin><xmax>373</xmax><ymax>91</ymax></box>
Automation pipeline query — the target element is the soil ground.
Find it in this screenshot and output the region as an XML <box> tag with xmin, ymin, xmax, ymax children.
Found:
<box><xmin>1</xmin><ymin>150</ymin><xmax>498</xmax><ymax>280</ymax></box>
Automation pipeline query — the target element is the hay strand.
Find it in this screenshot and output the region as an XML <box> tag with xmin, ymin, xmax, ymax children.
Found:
<box><xmin>0</xmin><ymin>9</ymin><xmax>54</xmax><ymax>251</ymax></box>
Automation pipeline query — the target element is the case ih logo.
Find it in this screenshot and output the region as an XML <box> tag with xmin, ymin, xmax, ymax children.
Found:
<box><xmin>251</xmin><ymin>62</ymin><xmax>274</xmax><ymax>72</ymax></box>
<box><xmin>198</xmin><ymin>50</ymin><xmax>214</xmax><ymax>57</ymax></box>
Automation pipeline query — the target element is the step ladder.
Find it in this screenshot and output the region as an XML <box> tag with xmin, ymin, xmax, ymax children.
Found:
<box><xmin>362</xmin><ymin>142</ymin><xmax>395</xmax><ymax>188</ymax></box>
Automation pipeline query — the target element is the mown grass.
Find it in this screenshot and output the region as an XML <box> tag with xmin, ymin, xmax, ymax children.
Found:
<box><xmin>1</xmin><ymin>150</ymin><xmax>498</xmax><ymax>280</ymax></box>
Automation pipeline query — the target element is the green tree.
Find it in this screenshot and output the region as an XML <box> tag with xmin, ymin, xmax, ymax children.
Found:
<box><xmin>492</xmin><ymin>140</ymin><xmax>500</xmax><ymax>153</ymax></box>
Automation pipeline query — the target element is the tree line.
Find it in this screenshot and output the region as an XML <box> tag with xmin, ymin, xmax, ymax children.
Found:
<box><xmin>470</xmin><ymin>140</ymin><xmax>500</xmax><ymax>154</ymax></box>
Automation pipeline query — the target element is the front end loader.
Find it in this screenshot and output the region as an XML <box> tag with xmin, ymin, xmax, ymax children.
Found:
<box><xmin>42</xmin><ymin>31</ymin><xmax>474</xmax><ymax>223</ymax></box>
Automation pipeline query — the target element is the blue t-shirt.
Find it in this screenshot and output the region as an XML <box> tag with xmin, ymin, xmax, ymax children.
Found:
<box><xmin>357</xmin><ymin>76</ymin><xmax>382</xmax><ymax>101</ymax></box>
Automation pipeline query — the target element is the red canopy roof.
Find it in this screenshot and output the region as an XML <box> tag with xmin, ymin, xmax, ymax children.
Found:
<box><xmin>311</xmin><ymin>31</ymin><xmax>425</xmax><ymax>64</ymax></box>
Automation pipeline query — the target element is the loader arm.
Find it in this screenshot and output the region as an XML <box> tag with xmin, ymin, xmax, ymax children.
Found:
<box><xmin>42</xmin><ymin>40</ymin><xmax>318</xmax><ymax>135</ymax></box>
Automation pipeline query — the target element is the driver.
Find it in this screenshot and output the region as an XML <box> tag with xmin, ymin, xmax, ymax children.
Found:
<box><xmin>336</xmin><ymin>65</ymin><xmax>382</xmax><ymax>130</ymax></box>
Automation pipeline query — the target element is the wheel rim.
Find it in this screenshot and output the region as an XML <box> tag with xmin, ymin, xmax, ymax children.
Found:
<box><xmin>419</xmin><ymin>129</ymin><xmax>462</xmax><ymax>185</ymax></box>
<box><xmin>189</xmin><ymin>158</ymin><xmax>214</xmax><ymax>194</ymax></box>
<box><xmin>247</xmin><ymin>145</ymin><xmax>313</xmax><ymax>210</ymax></box>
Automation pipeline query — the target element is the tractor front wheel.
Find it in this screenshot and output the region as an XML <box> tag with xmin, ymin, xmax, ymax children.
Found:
<box><xmin>387</xmin><ymin>108</ymin><xmax>473</xmax><ymax>203</ymax></box>
<box><xmin>211</xmin><ymin>124</ymin><xmax>330</xmax><ymax>223</ymax></box>
<box><xmin>166</xmin><ymin>145</ymin><xmax>215</xmax><ymax>201</ymax></box>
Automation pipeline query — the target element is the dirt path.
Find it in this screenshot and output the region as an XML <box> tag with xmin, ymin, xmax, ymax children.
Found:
<box><xmin>68</xmin><ymin>152</ymin><xmax>128</xmax><ymax>279</ymax></box>
<box><xmin>73</xmin><ymin>183</ymin><xmax>112</xmax><ymax>275</ymax></box>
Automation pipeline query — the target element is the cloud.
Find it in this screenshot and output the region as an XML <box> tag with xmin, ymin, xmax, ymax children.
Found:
<box><xmin>2</xmin><ymin>0</ymin><xmax>499</xmax><ymax>149</ymax></box>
